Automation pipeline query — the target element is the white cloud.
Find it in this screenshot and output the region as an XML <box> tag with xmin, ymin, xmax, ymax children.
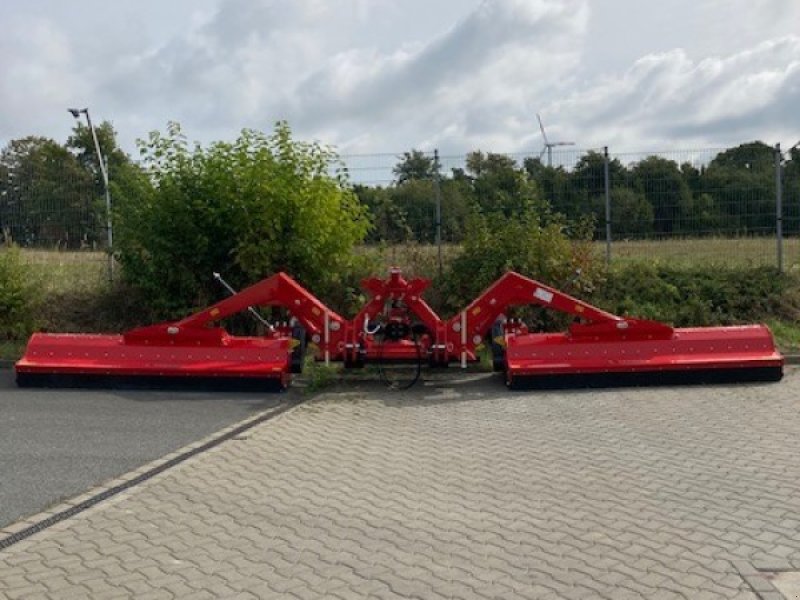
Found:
<box><xmin>552</xmin><ymin>37</ymin><xmax>800</xmax><ymax>150</ymax></box>
<box><xmin>0</xmin><ymin>18</ymin><xmax>80</xmax><ymax>136</ymax></box>
<box><xmin>0</xmin><ymin>0</ymin><xmax>799</xmax><ymax>158</ymax></box>
<box><xmin>278</xmin><ymin>0</ymin><xmax>588</xmax><ymax>151</ymax></box>
<box><xmin>92</xmin><ymin>0</ymin><xmax>586</xmax><ymax>154</ymax></box>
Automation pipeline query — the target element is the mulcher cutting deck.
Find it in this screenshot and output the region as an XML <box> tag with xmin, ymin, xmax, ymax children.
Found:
<box><xmin>505</xmin><ymin>324</ymin><xmax>783</xmax><ymax>389</ymax></box>
<box><xmin>16</xmin><ymin>332</ymin><xmax>291</xmax><ymax>391</ymax></box>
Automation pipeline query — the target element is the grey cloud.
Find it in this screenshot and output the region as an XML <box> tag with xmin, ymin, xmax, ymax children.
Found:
<box><xmin>0</xmin><ymin>18</ymin><xmax>80</xmax><ymax>138</ymax></box>
<box><xmin>2</xmin><ymin>0</ymin><xmax>799</xmax><ymax>157</ymax></box>
<box><xmin>296</xmin><ymin>0</ymin><xmax>584</xmax><ymax>103</ymax></box>
<box><xmin>283</xmin><ymin>0</ymin><xmax>588</xmax><ymax>148</ymax></box>
<box><xmin>553</xmin><ymin>37</ymin><xmax>800</xmax><ymax>149</ymax></box>
<box><xmin>92</xmin><ymin>0</ymin><xmax>588</xmax><ymax>153</ymax></box>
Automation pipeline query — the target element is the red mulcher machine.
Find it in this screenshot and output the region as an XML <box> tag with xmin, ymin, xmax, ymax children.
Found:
<box><xmin>16</xmin><ymin>269</ymin><xmax>783</xmax><ymax>390</ymax></box>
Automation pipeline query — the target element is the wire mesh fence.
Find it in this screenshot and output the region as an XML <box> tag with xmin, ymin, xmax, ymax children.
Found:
<box><xmin>0</xmin><ymin>160</ymin><xmax>102</xmax><ymax>251</ymax></box>
<box><xmin>1</xmin><ymin>143</ymin><xmax>798</xmax><ymax>277</ymax></box>
<box><xmin>344</xmin><ymin>143</ymin><xmax>799</xmax><ymax>270</ymax></box>
<box><xmin>0</xmin><ymin>157</ymin><xmax>108</xmax><ymax>289</ymax></box>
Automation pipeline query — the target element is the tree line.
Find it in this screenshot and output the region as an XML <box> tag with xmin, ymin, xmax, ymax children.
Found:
<box><xmin>357</xmin><ymin>143</ymin><xmax>800</xmax><ymax>243</ymax></box>
<box><xmin>1</xmin><ymin>124</ymin><xmax>798</xmax><ymax>250</ymax></box>
<box><xmin>0</xmin><ymin>122</ymin><xmax>145</xmax><ymax>249</ymax></box>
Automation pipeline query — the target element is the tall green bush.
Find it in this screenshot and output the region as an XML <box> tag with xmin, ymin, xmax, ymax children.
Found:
<box><xmin>115</xmin><ymin>122</ymin><xmax>371</xmax><ymax>317</ymax></box>
<box><xmin>596</xmin><ymin>263</ymin><xmax>796</xmax><ymax>326</ymax></box>
<box><xmin>440</xmin><ymin>207</ymin><xmax>601</xmax><ymax>327</ymax></box>
<box><xmin>0</xmin><ymin>248</ymin><xmax>38</xmax><ymax>339</ymax></box>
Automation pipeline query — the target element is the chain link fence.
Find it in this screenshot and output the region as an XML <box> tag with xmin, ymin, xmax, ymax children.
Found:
<box><xmin>0</xmin><ymin>161</ymin><xmax>102</xmax><ymax>250</ymax></box>
<box><xmin>1</xmin><ymin>143</ymin><xmax>798</xmax><ymax>279</ymax></box>
<box><xmin>0</xmin><ymin>158</ymin><xmax>108</xmax><ymax>289</ymax></box>
<box><xmin>343</xmin><ymin>144</ymin><xmax>800</xmax><ymax>271</ymax></box>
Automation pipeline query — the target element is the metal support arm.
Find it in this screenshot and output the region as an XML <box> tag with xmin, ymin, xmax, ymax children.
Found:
<box><xmin>451</xmin><ymin>271</ymin><xmax>622</xmax><ymax>339</ymax></box>
<box><xmin>176</xmin><ymin>273</ymin><xmax>344</xmax><ymax>336</ymax></box>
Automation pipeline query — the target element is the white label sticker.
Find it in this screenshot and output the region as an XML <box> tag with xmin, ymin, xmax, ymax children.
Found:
<box><xmin>533</xmin><ymin>288</ymin><xmax>554</xmax><ymax>303</ymax></box>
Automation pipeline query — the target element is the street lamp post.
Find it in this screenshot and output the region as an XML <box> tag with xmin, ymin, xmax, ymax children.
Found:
<box><xmin>68</xmin><ymin>107</ymin><xmax>113</xmax><ymax>282</ymax></box>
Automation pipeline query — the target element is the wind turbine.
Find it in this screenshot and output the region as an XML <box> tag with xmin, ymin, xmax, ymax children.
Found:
<box><xmin>537</xmin><ymin>113</ymin><xmax>575</xmax><ymax>167</ymax></box>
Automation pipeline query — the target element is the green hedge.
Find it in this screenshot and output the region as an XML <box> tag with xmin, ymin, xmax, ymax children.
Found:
<box><xmin>595</xmin><ymin>263</ymin><xmax>799</xmax><ymax>326</ymax></box>
<box><xmin>0</xmin><ymin>248</ymin><xmax>38</xmax><ymax>340</ymax></box>
<box><xmin>438</xmin><ymin>210</ymin><xmax>600</xmax><ymax>329</ymax></box>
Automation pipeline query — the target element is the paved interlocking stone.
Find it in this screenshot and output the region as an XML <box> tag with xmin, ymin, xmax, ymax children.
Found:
<box><xmin>2</xmin><ymin>370</ymin><xmax>799</xmax><ymax>599</ymax></box>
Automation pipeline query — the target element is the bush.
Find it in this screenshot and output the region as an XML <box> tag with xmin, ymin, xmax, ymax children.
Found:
<box><xmin>596</xmin><ymin>263</ymin><xmax>796</xmax><ymax>326</ymax></box>
<box><xmin>36</xmin><ymin>282</ymin><xmax>154</xmax><ymax>334</ymax></box>
<box><xmin>115</xmin><ymin>122</ymin><xmax>371</xmax><ymax>318</ymax></box>
<box><xmin>440</xmin><ymin>208</ymin><xmax>602</xmax><ymax>327</ymax></box>
<box><xmin>0</xmin><ymin>248</ymin><xmax>38</xmax><ymax>339</ymax></box>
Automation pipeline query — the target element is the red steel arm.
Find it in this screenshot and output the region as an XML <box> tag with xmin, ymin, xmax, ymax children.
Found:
<box><xmin>176</xmin><ymin>272</ymin><xmax>344</xmax><ymax>336</ymax></box>
<box><xmin>450</xmin><ymin>271</ymin><xmax>622</xmax><ymax>339</ymax></box>
<box><xmin>124</xmin><ymin>272</ymin><xmax>345</xmax><ymax>350</ymax></box>
<box><xmin>445</xmin><ymin>271</ymin><xmax>677</xmax><ymax>364</ymax></box>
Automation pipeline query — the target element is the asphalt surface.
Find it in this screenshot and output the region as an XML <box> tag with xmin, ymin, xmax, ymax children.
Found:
<box><xmin>0</xmin><ymin>369</ymin><xmax>285</xmax><ymax>528</ymax></box>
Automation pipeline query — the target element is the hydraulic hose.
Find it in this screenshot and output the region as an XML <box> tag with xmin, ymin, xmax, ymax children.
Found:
<box><xmin>376</xmin><ymin>327</ymin><xmax>423</xmax><ymax>390</ymax></box>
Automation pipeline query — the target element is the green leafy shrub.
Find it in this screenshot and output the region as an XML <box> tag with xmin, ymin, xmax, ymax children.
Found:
<box><xmin>0</xmin><ymin>248</ymin><xmax>38</xmax><ymax>339</ymax></box>
<box><xmin>596</xmin><ymin>263</ymin><xmax>796</xmax><ymax>326</ymax></box>
<box><xmin>36</xmin><ymin>282</ymin><xmax>154</xmax><ymax>334</ymax></box>
<box><xmin>302</xmin><ymin>354</ymin><xmax>341</xmax><ymax>393</ymax></box>
<box><xmin>440</xmin><ymin>208</ymin><xmax>602</xmax><ymax>327</ymax></box>
<box><xmin>115</xmin><ymin>122</ymin><xmax>371</xmax><ymax>318</ymax></box>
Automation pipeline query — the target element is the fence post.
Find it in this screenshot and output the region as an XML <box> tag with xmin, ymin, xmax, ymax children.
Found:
<box><xmin>104</xmin><ymin>155</ymin><xmax>113</xmax><ymax>282</ymax></box>
<box><xmin>434</xmin><ymin>149</ymin><xmax>443</xmax><ymax>278</ymax></box>
<box><xmin>603</xmin><ymin>146</ymin><xmax>611</xmax><ymax>265</ymax></box>
<box><xmin>775</xmin><ymin>143</ymin><xmax>783</xmax><ymax>273</ymax></box>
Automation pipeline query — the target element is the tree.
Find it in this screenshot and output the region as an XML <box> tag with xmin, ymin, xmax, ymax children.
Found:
<box><xmin>680</xmin><ymin>162</ymin><xmax>702</xmax><ymax>197</ymax></box>
<box><xmin>784</xmin><ymin>146</ymin><xmax>800</xmax><ymax>235</ymax></box>
<box><xmin>703</xmin><ymin>142</ymin><xmax>775</xmax><ymax>232</ymax></box>
<box><xmin>0</xmin><ymin>136</ymin><xmax>94</xmax><ymax>248</ymax></box>
<box><xmin>595</xmin><ymin>188</ymin><xmax>654</xmax><ymax>237</ymax></box>
<box><xmin>441</xmin><ymin>205</ymin><xmax>600</xmax><ymax>328</ymax></box>
<box><xmin>573</xmin><ymin>151</ymin><xmax>629</xmax><ymax>191</ymax></box>
<box><xmin>393</xmin><ymin>149</ymin><xmax>436</xmax><ymax>184</ymax></box>
<box><xmin>67</xmin><ymin>121</ymin><xmax>129</xmax><ymax>176</ymax></box>
<box><xmin>354</xmin><ymin>184</ymin><xmax>412</xmax><ymax>243</ymax></box>
<box><xmin>564</xmin><ymin>151</ymin><xmax>630</xmax><ymax>225</ymax></box>
<box><xmin>438</xmin><ymin>178</ymin><xmax>472</xmax><ymax>243</ymax></box>
<box><xmin>67</xmin><ymin>120</ymin><xmax>154</xmax><ymax>249</ymax></box>
<box><xmin>708</xmin><ymin>141</ymin><xmax>774</xmax><ymax>171</ymax></box>
<box><xmin>115</xmin><ymin>122</ymin><xmax>371</xmax><ymax>316</ymax></box>
<box><xmin>388</xmin><ymin>179</ymin><xmax>438</xmax><ymax>242</ymax></box>
<box><xmin>464</xmin><ymin>151</ymin><xmax>544</xmax><ymax>217</ymax></box>
<box><xmin>632</xmin><ymin>156</ymin><xmax>692</xmax><ymax>234</ymax></box>
<box><xmin>523</xmin><ymin>158</ymin><xmax>580</xmax><ymax>221</ymax></box>
<box><xmin>688</xmin><ymin>193</ymin><xmax>723</xmax><ymax>233</ymax></box>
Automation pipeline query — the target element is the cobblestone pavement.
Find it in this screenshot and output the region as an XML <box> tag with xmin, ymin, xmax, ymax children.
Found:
<box><xmin>2</xmin><ymin>371</ymin><xmax>800</xmax><ymax>599</ymax></box>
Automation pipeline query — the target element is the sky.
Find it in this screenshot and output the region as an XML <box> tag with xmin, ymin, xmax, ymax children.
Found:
<box><xmin>1</xmin><ymin>0</ymin><xmax>799</xmax><ymax>158</ymax></box>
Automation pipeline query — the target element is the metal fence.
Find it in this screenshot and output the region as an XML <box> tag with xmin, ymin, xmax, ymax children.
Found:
<box><xmin>343</xmin><ymin>144</ymin><xmax>800</xmax><ymax>270</ymax></box>
<box><xmin>1</xmin><ymin>143</ymin><xmax>798</xmax><ymax>275</ymax></box>
<box><xmin>0</xmin><ymin>161</ymin><xmax>102</xmax><ymax>251</ymax></box>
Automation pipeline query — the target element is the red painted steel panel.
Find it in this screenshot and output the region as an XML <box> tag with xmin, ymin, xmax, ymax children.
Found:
<box><xmin>505</xmin><ymin>325</ymin><xmax>782</xmax><ymax>377</ymax></box>
<box><xmin>16</xmin><ymin>333</ymin><xmax>291</xmax><ymax>381</ymax></box>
